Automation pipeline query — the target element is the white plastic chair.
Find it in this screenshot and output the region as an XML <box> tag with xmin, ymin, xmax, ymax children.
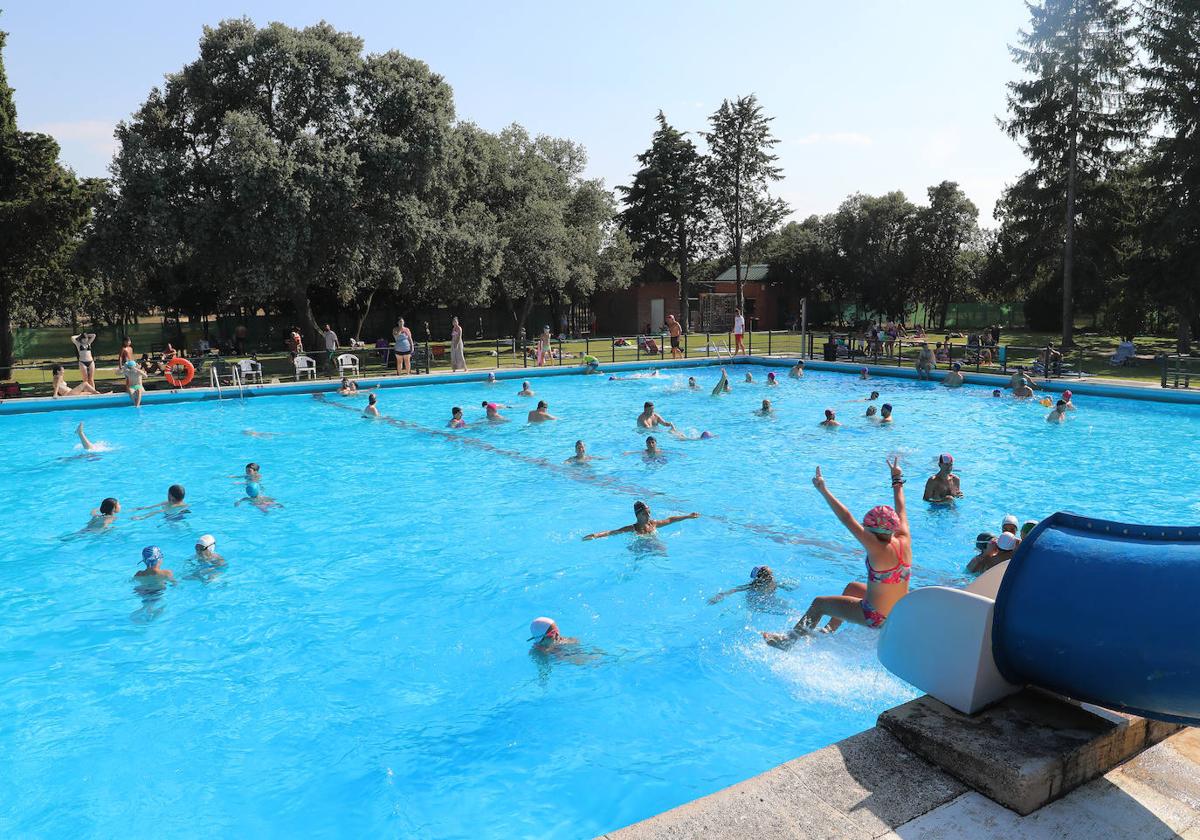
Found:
<box><xmin>336</xmin><ymin>353</ymin><xmax>360</xmax><ymax>377</ymax></box>
<box><xmin>294</xmin><ymin>355</ymin><xmax>317</xmax><ymax>381</ymax></box>
<box><xmin>237</xmin><ymin>359</ymin><xmax>263</xmax><ymax>384</ymax></box>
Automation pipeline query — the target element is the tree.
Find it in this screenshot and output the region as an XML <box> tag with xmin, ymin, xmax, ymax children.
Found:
<box><xmin>0</xmin><ymin>27</ymin><xmax>97</xmax><ymax>375</ymax></box>
<box><xmin>703</xmin><ymin>95</ymin><xmax>788</xmax><ymax>311</ymax></box>
<box><xmin>98</xmin><ymin>19</ymin><xmax>484</xmax><ymax>346</ymax></box>
<box><xmin>1137</xmin><ymin>0</ymin><xmax>1200</xmax><ymax>352</ymax></box>
<box><xmin>1001</xmin><ymin>0</ymin><xmax>1139</xmax><ymax>346</ymax></box>
<box><xmin>912</xmin><ymin>181</ymin><xmax>980</xmax><ymax>328</ymax></box>
<box><xmin>617</xmin><ymin>112</ymin><xmax>712</xmax><ymax>331</ymax></box>
<box><xmin>829</xmin><ymin>192</ymin><xmax>919</xmax><ymax>321</ymax></box>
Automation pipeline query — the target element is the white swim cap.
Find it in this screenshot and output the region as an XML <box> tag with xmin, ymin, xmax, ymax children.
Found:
<box><xmin>196</xmin><ymin>534</ymin><xmax>216</xmax><ymax>550</ymax></box>
<box><xmin>528</xmin><ymin>617</ymin><xmax>555</xmax><ymax>642</ymax></box>
<box><xmin>1001</xmin><ymin>514</ymin><xmax>1019</xmax><ymax>531</ymax></box>
<box><xmin>997</xmin><ymin>532</ymin><xmax>1019</xmax><ymax>551</ymax></box>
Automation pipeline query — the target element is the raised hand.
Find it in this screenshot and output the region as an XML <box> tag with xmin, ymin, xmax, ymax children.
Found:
<box><xmin>812</xmin><ymin>466</ymin><xmax>825</xmax><ymax>490</ymax></box>
<box><xmin>887</xmin><ymin>455</ymin><xmax>902</xmax><ymax>480</ymax></box>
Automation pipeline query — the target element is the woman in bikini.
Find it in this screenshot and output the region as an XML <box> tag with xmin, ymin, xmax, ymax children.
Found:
<box><xmin>71</xmin><ymin>332</ymin><xmax>98</xmax><ymax>388</ymax></box>
<box><xmin>763</xmin><ymin>457</ymin><xmax>912</xmax><ymax>646</ymax></box>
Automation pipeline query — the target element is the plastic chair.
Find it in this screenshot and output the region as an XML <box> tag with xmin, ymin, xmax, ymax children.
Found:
<box><xmin>336</xmin><ymin>353</ymin><xmax>360</xmax><ymax>377</ymax></box>
<box><xmin>237</xmin><ymin>359</ymin><xmax>263</xmax><ymax>384</ymax></box>
<box><xmin>293</xmin><ymin>355</ymin><xmax>317</xmax><ymax>381</ymax></box>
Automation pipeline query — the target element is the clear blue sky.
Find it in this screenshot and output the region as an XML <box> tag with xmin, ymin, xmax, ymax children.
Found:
<box><xmin>3</xmin><ymin>0</ymin><xmax>1031</xmax><ymax>225</ymax></box>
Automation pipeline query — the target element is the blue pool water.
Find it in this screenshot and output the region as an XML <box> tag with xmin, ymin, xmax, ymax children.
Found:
<box><xmin>2</xmin><ymin>363</ymin><xmax>1197</xmax><ymax>837</ymax></box>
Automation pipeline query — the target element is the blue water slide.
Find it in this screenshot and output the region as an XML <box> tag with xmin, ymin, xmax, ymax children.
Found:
<box><xmin>992</xmin><ymin>511</ymin><xmax>1200</xmax><ymax>725</ymax></box>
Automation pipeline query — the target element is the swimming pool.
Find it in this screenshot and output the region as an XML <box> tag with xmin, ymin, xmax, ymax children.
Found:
<box><xmin>2</xmin><ymin>363</ymin><xmax>1196</xmax><ymax>838</ymax></box>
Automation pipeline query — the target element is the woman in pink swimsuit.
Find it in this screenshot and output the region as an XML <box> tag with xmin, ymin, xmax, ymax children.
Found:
<box><xmin>763</xmin><ymin>456</ymin><xmax>912</xmax><ymax>647</ymax></box>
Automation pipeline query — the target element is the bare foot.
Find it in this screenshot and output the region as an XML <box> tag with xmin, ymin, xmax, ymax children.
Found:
<box><xmin>763</xmin><ymin>631</ymin><xmax>802</xmax><ymax>650</ymax></box>
<box><xmin>76</xmin><ymin>423</ymin><xmax>95</xmax><ymax>451</ymax></box>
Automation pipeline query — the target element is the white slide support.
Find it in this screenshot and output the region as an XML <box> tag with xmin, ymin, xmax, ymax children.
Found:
<box><xmin>878</xmin><ymin>585</ymin><xmax>1020</xmax><ymax>715</ymax></box>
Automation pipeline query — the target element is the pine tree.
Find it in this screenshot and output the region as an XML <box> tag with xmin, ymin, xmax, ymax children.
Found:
<box><xmin>1001</xmin><ymin>0</ymin><xmax>1139</xmax><ymax>346</ymax></box>
<box><xmin>617</xmin><ymin>112</ymin><xmax>712</xmax><ymax>331</ymax></box>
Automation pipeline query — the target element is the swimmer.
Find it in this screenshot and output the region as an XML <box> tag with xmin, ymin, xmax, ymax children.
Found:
<box><xmin>52</xmin><ymin>364</ymin><xmax>101</xmax><ymax>397</ymax></box>
<box><xmin>687</xmin><ymin>376</ymin><xmax>699</xmax><ymax>390</ymax></box>
<box><xmin>636</xmin><ymin>401</ymin><xmax>675</xmax><ymax>430</ymax></box>
<box><xmin>528</xmin><ymin>400</ymin><xmax>558</xmax><ymax>423</ymax></box>
<box><xmin>820</xmin><ymin>408</ymin><xmax>840</xmax><ymax>427</ymax></box>
<box><xmin>744</xmin><ymin>372</ymin><xmax>754</xmax><ymax>383</ymax></box>
<box><xmin>757</xmin><ymin>399</ymin><xmax>774</xmax><ymax>416</ymax></box>
<box><xmin>923</xmin><ymin>453</ymin><xmax>963</xmax><ymax>503</ymax></box>
<box><xmin>865</xmin><ymin>405</ymin><xmax>877</xmax><ymax>418</ymax></box>
<box><xmin>133</xmin><ymin>485</ymin><xmax>187</xmax><ymax>520</ymax></box>
<box><xmin>859</xmin><ymin>366</ymin><xmax>870</xmax><ymax>380</ymax></box>
<box><xmin>766</xmin><ymin>371</ymin><xmax>778</xmax><ymax>387</ymax></box>
<box><xmin>582</xmin><ymin>500</ymin><xmax>699</xmax><ymax>540</ymax></box>
<box><xmin>481</xmin><ymin>400</ymin><xmax>509</xmax><ymax>422</ymax></box>
<box><xmin>625</xmin><ymin>435</ymin><xmax>677</xmax><ymax>462</ymax></box>
<box><xmin>242</xmin><ymin>429</ymin><xmax>281</xmax><ymax>439</ymax></box>
<box><xmin>486</xmin><ymin>372</ymin><xmax>496</xmax><ymax>384</ymax></box>
<box><xmin>789</xmin><ymin>360</ymin><xmax>804</xmax><ymax>378</ymax></box>
<box><xmin>609</xmin><ymin>369</ymin><xmax>660</xmax><ymax>381</ymax></box>
<box><xmin>75</xmin><ymin>422</ymin><xmax>98</xmax><ymax>452</ymax></box>
<box><xmin>565</xmin><ymin>440</ymin><xmax>603</xmax><ymax>464</ymax></box>
<box><xmin>87</xmin><ymin>497</ymin><xmax>120</xmax><ymax>530</ymax></box>
<box><xmin>448</xmin><ymin>406</ymin><xmax>467</xmax><ymax>428</ymax></box>
<box><xmin>878</xmin><ymin>403</ymin><xmax>894</xmax><ymax>423</ymax></box>
<box><xmin>363</xmin><ymin>393</ymin><xmax>380</xmax><ymax>418</ymax></box>
<box><xmin>236</xmin><ymin>481</ymin><xmax>283</xmax><ymax>512</ymax></box>
<box><xmin>121</xmin><ymin>359</ymin><xmax>147</xmax><ymax>407</ymax></box>
<box><xmin>230</xmin><ymin>462</ymin><xmax>262</xmax><ymax>483</ymax></box>
<box><xmin>135</xmin><ymin>546</ymin><xmax>176</xmax><ymax>584</ymax></box>
<box><xmin>708</xmin><ymin>565</ymin><xmax>796</xmax><ymax>604</ymax></box>
<box><xmin>969</xmin><ymin>530</ymin><xmax>1020</xmax><ymax>574</ymax></box>
<box><xmin>966</xmin><ymin>531</ymin><xmax>995</xmax><ymax>570</ymax></box>
<box><xmin>942</xmin><ymin>363</ymin><xmax>965</xmax><ymax>387</ymax></box>
<box><xmin>1061</xmin><ymin>389</ymin><xmax>1077</xmax><ymax>410</ymax></box>
<box><xmin>1013</xmin><ymin>381</ymin><xmax>1035</xmax><ymax>399</ymax></box>
<box><xmin>1046</xmin><ymin>399</ymin><xmax>1068</xmax><ymax>423</ymax></box>
<box><xmin>338</xmin><ymin>377</ymin><xmax>358</xmax><ymax>395</ymax></box>
<box><xmin>860</xmin><ymin>390</ymin><xmax>881</xmax><ymax>402</ymax></box>
<box><xmin>528</xmin><ymin>617</ymin><xmax>579</xmax><ymax>652</ymax></box>
<box><xmin>518</xmin><ymin>381</ymin><xmax>535</xmax><ymax>397</ymax></box>
<box><xmin>1021</xmin><ymin>519</ymin><xmax>1038</xmax><ymax>539</ymax></box>
<box><xmin>1007</xmin><ymin>365</ymin><xmax>1037</xmax><ymax>392</ymax></box>
<box><xmin>711</xmin><ymin>368</ymin><xmax>731</xmax><ymax>395</ymax></box>
<box><xmin>992</xmin><ymin>389</ymin><xmax>1002</xmax><ymax>398</ymax></box>
<box><xmin>194</xmin><ymin>534</ymin><xmax>225</xmax><ymax>566</ymax></box>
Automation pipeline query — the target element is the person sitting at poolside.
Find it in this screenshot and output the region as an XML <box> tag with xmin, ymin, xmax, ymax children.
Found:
<box><xmin>528</xmin><ymin>617</ymin><xmax>579</xmax><ymax>654</ymax></box>
<box><xmin>711</xmin><ymin>368</ymin><xmax>731</xmax><ymax>395</ymax></box>
<box><xmin>878</xmin><ymin>403</ymin><xmax>894</xmax><ymax>423</ymax></box>
<box><xmin>338</xmin><ymin>377</ymin><xmax>358</xmax><ymax>396</ymax></box>
<box><xmin>820</xmin><ymin>408</ymin><xmax>840</xmax><ymax>427</ymax></box>
<box><xmin>528</xmin><ymin>400</ymin><xmax>557</xmax><ymax>423</ymax></box>
<box><xmin>481</xmin><ymin>400</ymin><xmax>508</xmax><ymax>422</ymax></box>
<box><xmin>636</xmin><ymin>401</ymin><xmax>674</xmax><ymax>430</ymax></box>
<box><xmin>942</xmin><ymin>363</ymin><xmax>965</xmax><ymax>388</ymax></box>
<box><xmin>935</xmin><ymin>342</ymin><xmax>951</xmax><ymax>364</ymax></box>
<box><xmin>708</xmin><ymin>565</ymin><xmax>796</xmax><ymax>605</ymax></box>
<box><xmin>915</xmin><ymin>343</ymin><xmax>935</xmax><ymax>379</ymax></box>
<box><xmin>583</xmin><ymin>500</ymin><xmax>699</xmax><ymax>540</ymax></box>
<box><xmin>194</xmin><ymin>534</ymin><xmax>225</xmax><ymax>567</ymax></box>
<box><xmin>87</xmin><ymin>497</ymin><xmax>120</xmax><ymax>530</ymax></box>
<box><xmin>566</xmin><ymin>440</ymin><xmax>603</xmax><ymax>465</ymax></box>
<box><xmin>518</xmin><ymin>381</ymin><xmax>535</xmax><ymax>397</ymax></box>
<box><xmin>766</xmin><ymin>371</ymin><xmax>779</xmax><ymax>387</ymax></box>
<box><xmin>789</xmin><ymin>360</ymin><xmax>804</xmax><ymax>378</ymax></box>
<box><xmin>121</xmin><ymin>360</ymin><xmax>148</xmax><ymax>407</ymax></box>
<box><xmin>757</xmin><ymin>399</ymin><xmax>774</xmax><ymax>417</ymax></box>
<box><xmin>448</xmin><ymin>406</ymin><xmax>467</xmax><ymax>428</ymax></box>
<box><xmin>687</xmin><ymin>376</ymin><xmax>699</xmax><ymax>390</ymax></box>
<box><xmin>52</xmin><ymin>364</ymin><xmax>101</xmax><ymax>397</ymax></box>
<box><xmin>1046</xmin><ymin>399</ymin><xmax>1069</xmax><ymax>423</ymax></box>
<box><xmin>967</xmin><ymin>531</ymin><xmax>995</xmax><ymax>570</ymax></box>
<box><xmin>138</xmin><ymin>353</ymin><xmax>163</xmax><ymax>376</ymax></box>
<box><xmin>1061</xmin><ymin>389</ymin><xmax>1077</xmax><ymax>410</ymax></box>
<box><xmin>135</xmin><ymin>546</ymin><xmax>176</xmax><ymax>585</ymax></box>
<box><xmin>582</xmin><ymin>354</ymin><xmax>602</xmax><ymax>374</ymax></box>
<box><xmin>923</xmin><ymin>453</ymin><xmax>963</xmax><ymax>503</ymax></box>
<box><xmin>362</xmin><ymin>393</ymin><xmax>380</xmax><ymax>418</ymax></box>
<box><xmin>1007</xmin><ymin>366</ymin><xmax>1037</xmax><ymax>391</ymax></box>
<box><xmin>763</xmin><ymin>458</ymin><xmax>913</xmax><ymax>646</ymax></box>
<box><xmin>236</xmin><ymin>481</ymin><xmax>283</xmax><ymax>512</ymax></box>
<box><xmin>133</xmin><ymin>485</ymin><xmax>187</xmax><ymax>520</ymax></box>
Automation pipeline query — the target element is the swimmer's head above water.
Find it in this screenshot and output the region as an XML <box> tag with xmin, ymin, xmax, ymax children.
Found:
<box><xmin>528</xmin><ymin>616</ymin><xmax>560</xmax><ymax>646</ymax></box>
<box><xmin>100</xmin><ymin>497</ymin><xmax>119</xmax><ymax>515</ymax></box>
<box><xmin>992</xmin><ymin>389</ymin><xmax>1002</xmax><ymax>398</ymax></box>
<box><xmin>750</xmin><ymin>565</ymin><xmax>775</xmax><ymax>586</ymax></box>
<box><xmin>869</xmin><ymin>391</ymin><xmax>880</xmax><ymax>400</ymax></box>
<box><xmin>880</xmin><ymin>403</ymin><xmax>893</xmax><ymax>419</ymax></box>
<box><xmin>862</xmin><ymin>505</ymin><xmax>900</xmax><ymax>542</ymax></box>
<box><xmin>196</xmin><ymin>534</ymin><xmax>216</xmax><ymax>554</ymax></box>
<box><xmin>633</xmin><ymin>500</ymin><xmax>651</xmax><ymax>523</ymax></box>
<box><xmin>574</xmin><ymin>440</ymin><xmax>586</xmax><ymax>457</ymax></box>
<box><xmin>168</xmin><ymin>484</ymin><xmax>185</xmax><ymax>504</ymax></box>
<box><xmin>824</xmin><ymin>408</ymin><xmax>836</xmax><ymax>420</ymax></box>
<box><xmin>644</xmin><ymin>436</ymin><xmax>658</xmax><ymax>454</ymax></box>
<box><xmin>142</xmin><ymin>545</ymin><xmax>163</xmax><ymax>569</ymax></box>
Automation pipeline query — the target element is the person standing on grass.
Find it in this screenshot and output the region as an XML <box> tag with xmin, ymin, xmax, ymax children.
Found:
<box><xmin>536</xmin><ymin>325</ymin><xmax>551</xmax><ymax>366</ymax></box>
<box><xmin>71</xmin><ymin>331</ymin><xmax>98</xmax><ymax>388</ymax></box>
<box><xmin>667</xmin><ymin>314</ymin><xmax>683</xmax><ymax>360</ymax></box>
<box><xmin>321</xmin><ymin>324</ymin><xmax>339</xmax><ymax>371</ymax></box>
<box><xmin>450</xmin><ymin>317</ymin><xmax>467</xmax><ymax>371</ymax></box>
<box><xmin>393</xmin><ymin>320</ymin><xmax>414</xmax><ymax>375</ymax></box>
<box><xmin>733</xmin><ymin>308</ymin><xmax>746</xmax><ymax>354</ymax></box>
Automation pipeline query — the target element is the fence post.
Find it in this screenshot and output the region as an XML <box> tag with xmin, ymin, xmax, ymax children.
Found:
<box><xmin>611</xmin><ymin>339</ymin><xmax>615</xmax><ymax>364</ymax></box>
<box><xmin>424</xmin><ymin>340</ymin><xmax>431</xmax><ymax>375</ymax></box>
<box><xmin>1160</xmin><ymin>354</ymin><xmax>1168</xmax><ymax>388</ymax></box>
<box><xmin>768</xmin><ymin>330</ymin><xmax>772</xmax><ymax>355</ymax></box>
<box><xmin>683</xmin><ymin>332</ymin><xmax>688</xmax><ymax>359</ymax></box>
<box><xmin>557</xmin><ymin>337</ymin><xmax>563</xmax><ymax>366</ymax></box>
<box><xmin>495</xmin><ymin>337</ymin><xmax>500</xmax><ymax>369</ymax></box>
<box><xmin>748</xmin><ymin>330</ymin><xmax>753</xmax><ymax>356</ymax></box>
<box><xmin>637</xmin><ymin>338</ymin><xmax>641</xmax><ymax>361</ymax></box>
<box><xmin>706</xmin><ymin>333</ymin><xmax>711</xmax><ymax>358</ymax></box>
<box><xmin>523</xmin><ymin>341</ymin><xmax>527</xmax><ymax>368</ymax></box>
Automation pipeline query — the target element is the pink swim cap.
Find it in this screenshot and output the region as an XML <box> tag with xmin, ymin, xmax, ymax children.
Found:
<box><xmin>1063</xmin><ymin>390</ymin><xmax>1072</xmax><ymax>399</ymax></box>
<box><xmin>863</xmin><ymin>505</ymin><xmax>900</xmax><ymax>535</ymax></box>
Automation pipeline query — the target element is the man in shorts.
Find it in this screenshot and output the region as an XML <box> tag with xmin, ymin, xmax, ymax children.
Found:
<box><xmin>733</xmin><ymin>308</ymin><xmax>746</xmax><ymax>354</ymax></box>
<box><xmin>666</xmin><ymin>314</ymin><xmax>683</xmax><ymax>360</ymax></box>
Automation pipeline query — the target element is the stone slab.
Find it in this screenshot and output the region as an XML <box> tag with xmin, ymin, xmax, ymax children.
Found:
<box><xmin>877</xmin><ymin>689</ymin><xmax>1181</xmax><ymax>815</ymax></box>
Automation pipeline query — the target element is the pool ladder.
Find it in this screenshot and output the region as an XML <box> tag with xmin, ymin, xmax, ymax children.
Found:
<box><xmin>209</xmin><ymin>362</ymin><xmax>245</xmax><ymax>400</ymax></box>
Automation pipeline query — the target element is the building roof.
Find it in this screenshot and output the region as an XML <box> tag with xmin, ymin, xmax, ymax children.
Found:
<box><xmin>713</xmin><ymin>264</ymin><xmax>770</xmax><ymax>283</ymax></box>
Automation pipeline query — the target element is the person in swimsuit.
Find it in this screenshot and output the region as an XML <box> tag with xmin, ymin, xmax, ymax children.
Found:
<box><xmin>481</xmin><ymin>400</ymin><xmax>508</xmax><ymax>422</ymax></box>
<box><xmin>865</xmin><ymin>405</ymin><xmax>877</xmax><ymax>418</ymax></box>
<box><xmin>968</xmin><ymin>515</ymin><xmax>1020</xmax><ymax>573</ymax></box>
<box><xmin>338</xmin><ymin>377</ymin><xmax>358</xmax><ymax>395</ymax></box>
<box><xmin>859</xmin><ymin>367</ymin><xmax>870</xmax><ymax>380</ymax></box>
<box><xmin>581</xmin><ymin>354</ymin><xmax>603</xmax><ymax>374</ymax></box>
<box><xmin>1046</xmin><ymin>399</ymin><xmax>1069</xmax><ymax>423</ymax></box>
<box><xmin>71</xmin><ymin>332</ymin><xmax>98</xmax><ymax>387</ymax></box>
<box><xmin>1061</xmin><ymin>389</ymin><xmax>1077</xmax><ymax>410</ymax></box>
<box><xmin>363</xmin><ymin>393</ymin><xmax>380</xmax><ymax>418</ymax></box>
<box><xmin>230</xmin><ymin>462</ymin><xmax>261</xmax><ymax>483</ymax></box>
<box><xmin>486</xmin><ymin>372</ymin><xmax>496</xmax><ymax>384</ymax></box>
<box><xmin>636</xmin><ymin>401</ymin><xmax>675</xmax><ymax>431</ymax></box>
<box><xmin>527</xmin><ymin>617</ymin><xmax>578</xmax><ymax>651</ymax></box>
<box><xmin>744</xmin><ymin>371</ymin><xmax>754</xmax><ymax>383</ymax></box>
<box><xmin>625</xmin><ymin>435</ymin><xmax>679</xmax><ymax>462</ymax></box>
<box><xmin>757</xmin><ymin>399</ymin><xmax>774</xmax><ymax>417</ymax></box>
<box><xmin>966</xmin><ymin>531</ymin><xmax>995</xmax><ymax>570</ymax></box>
<box><xmin>528</xmin><ymin>400</ymin><xmax>557</xmax><ymax>423</ymax></box>
<box><xmin>711</xmin><ymin>368</ymin><xmax>731</xmax><ymax>395</ymax></box>
<box><xmin>450</xmin><ymin>316</ymin><xmax>467</xmax><ymax>372</ymax></box>
<box><xmin>820</xmin><ymin>408</ymin><xmax>840</xmax><ymax>427</ymax></box>
<box><xmin>448</xmin><ymin>406</ymin><xmax>467</xmax><ymax>428</ymax></box>
<box><xmin>923</xmin><ymin>453</ymin><xmax>963</xmax><ymax>503</ymax></box>
<box><xmin>518</xmin><ymin>381</ymin><xmax>535</xmax><ymax>397</ymax></box>
<box><xmin>766</xmin><ymin>371</ymin><xmax>778</xmax><ymax>387</ymax></box>
<box><xmin>236</xmin><ymin>481</ymin><xmax>283</xmax><ymax>512</ymax></box>
<box><xmin>565</xmin><ymin>440</ymin><xmax>602</xmax><ymax>464</ymax></box>
<box><xmin>87</xmin><ymin>497</ymin><xmax>120</xmax><ymax>530</ymax></box>
<box><xmin>53</xmin><ymin>365</ymin><xmax>101</xmax><ymax>397</ymax></box>
<box><xmin>194</xmin><ymin>534</ymin><xmax>225</xmax><ymax>566</ymax></box>
<box><xmin>118</xmin><ymin>337</ymin><xmax>135</xmax><ymax>392</ymax></box>
<box><xmin>877</xmin><ymin>403</ymin><xmax>894</xmax><ymax>423</ymax></box>
<box><xmin>133</xmin><ymin>485</ymin><xmax>188</xmax><ymax>520</ymax></box>
<box><xmin>687</xmin><ymin>376</ymin><xmax>699</xmax><ymax>390</ymax></box>
<box><xmin>1013</xmin><ymin>381</ymin><xmax>1034</xmax><ymax>399</ymax></box>
<box><xmin>536</xmin><ymin>326</ymin><xmax>551</xmax><ymax>366</ymax></box>
<box><xmin>666</xmin><ymin>314</ymin><xmax>683</xmax><ymax>359</ymax></box>
<box><xmin>942</xmin><ymin>362</ymin><xmax>965</xmax><ymax>387</ymax></box>
<box><xmin>135</xmin><ymin>546</ymin><xmax>176</xmax><ymax>585</ymax></box>
<box><xmin>763</xmin><ymin>458</ymin><xmax>912</xmax><ymax>645</ymax></box>
<box><xmin>708</xmin><ymin>565</ymin><xmax>796</xmax><ymax>604</ymax></box>
<box><xmin>1007</xmin><ymin>366</ymin><xmax>1036</xmax><ymax>392</ymax></box>
<box><xmin>121</xmin><ymin>360</ymin><xmax>147</xmax><ymax>407</ymax></box>
<box><xmin>789</xmin><ymin>360</ymin><xmax>804</xmax><ymax>378</ymax></box>
<box><xmin>915</xmin><ymin>343</ymin><xmax>934</xmax><ymax>379</ymax></box>
<box><xmin>393</xmin><ymin>320</ymin><xmax>414</xmax><ymax>375</ymax></box>
<box><xmin>583</xmin><ymin>501</ymin><xmax>699</xmax><ymax>540</ymax></box>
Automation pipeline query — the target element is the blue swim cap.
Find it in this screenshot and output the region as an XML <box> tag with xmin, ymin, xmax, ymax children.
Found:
<box><xmin>124</xmin><ymin>360</ymin><xmax>136</xmax><ymax>369</ymax></box>
<box><xmin>245</xmin><ymin>482</ymin><xmax>261</xmax><ymax>498</ymax></box>
<box><xmin>141</xmin><ymin>546</ymin><xmax>162</xmax><ymax>567</ymax></box>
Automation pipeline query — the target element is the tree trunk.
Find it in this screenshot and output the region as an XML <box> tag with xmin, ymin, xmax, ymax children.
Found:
<box><xmin>352</xmin><ymin>288</ymin><xmax>377</xmax><ymax>343</ymax></box>
<box><xmin>0</xmin><ymin>285</ymin><xmax>12</xmax><ymax>380</ymax></box>
<box><xmin>290</xmin><ymin>286</ymin><xmax>322</xmax><ymax>347</ymax></box>
<box><xmin>679</xmin><ymin>232</ymin><xmax>691</xmax><ymax>332</ymax></box>
<box><xmin>1062</xmin><ymin>52</ymin><xmax>1080</xmax><ymax>349</ymax></box>
<box><xmin>1177</xmin><ymin>303</ymin><xmax>1192</xmax><ymax>356</ymax></box>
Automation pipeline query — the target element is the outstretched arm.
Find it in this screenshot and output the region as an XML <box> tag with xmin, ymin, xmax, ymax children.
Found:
<box><xmin>583</xmin><ymin>524</ymin><xmax>637</xmax><ymax>541</ymax></box>
<box><xmin>708</xmin><ymin>584</ymin><xmax>749</xmax><ymax>605</ymax></box>
<box><xmin>888</xmin><ymin>456</ymin><xmax>910</xmax><ymax>534</ymax></box>
<box><xmin>813</xmin><ymin>467</ymin><xmax>871</xmax><ymax>547</ymax></box>
<box><xmin>656</xmin><ymin>512</ymin><xmax>700</xmax><ymax>528</ymax></box>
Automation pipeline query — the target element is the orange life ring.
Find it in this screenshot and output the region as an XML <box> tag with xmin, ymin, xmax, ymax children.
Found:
<box><xmin>164</xmin><ymin>357</ymin><xmax>195</xmax><ymax>387</ymax></box>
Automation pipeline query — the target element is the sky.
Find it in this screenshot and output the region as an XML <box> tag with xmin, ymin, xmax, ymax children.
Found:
<box><xmin>3</xmin><ymin>0</ymin><xmax>1032</xmax><ymax>225</ymax></box>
